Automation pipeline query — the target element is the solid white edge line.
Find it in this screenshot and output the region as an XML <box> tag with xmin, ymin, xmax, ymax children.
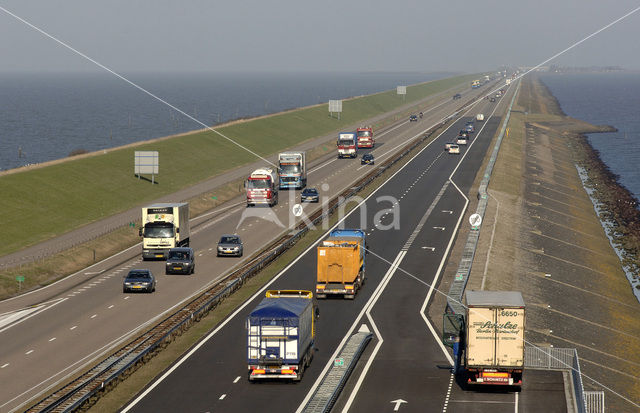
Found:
<box><xmin>0</xmin><ymin>298</ymin><xmax>67</xmax><ymax>334</ymax></box>
<box><xmin>339</xmin><ymin>251</ymin><xmax>406</xmax><ymax>413</ymax></box>
<box><xmin>417</xmin><ymin>90</ymin><xmax>510</xmax><ymax>371</ymax></box>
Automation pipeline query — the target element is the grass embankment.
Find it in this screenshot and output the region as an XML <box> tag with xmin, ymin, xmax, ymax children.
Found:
<box><xmin>0</xmin><ymin>74</ymin><xmax>477</xmax><ymax>296</ymax></box>
<box><xmin>1</xmin><ymin>73</ymin><xmax>476</xmax><ymax>256</ymax></box>
<box><xmin>475</xmin><ymin>75</ymin><xmax>640</xmax><ymax>412</ymax></box>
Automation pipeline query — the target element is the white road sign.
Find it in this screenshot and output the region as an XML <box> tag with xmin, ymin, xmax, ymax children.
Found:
<box><xmin>469</xmin><ymin>213</ymin><xmax>482</xmax><ymax>228</ymax></box>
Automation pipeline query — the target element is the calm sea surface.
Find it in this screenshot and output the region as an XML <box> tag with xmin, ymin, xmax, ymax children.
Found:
<box><xmin>540</xmin><ymin>72</ymin><xmax>640</xmax><ymax>201</ymax></box>
<box><xmin>0</xmin><ymin>72</ymin><xmax>451</xmax><ymax>171</ymax></box>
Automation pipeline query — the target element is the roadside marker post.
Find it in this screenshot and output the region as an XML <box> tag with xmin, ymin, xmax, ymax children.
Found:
<box><xmin>16</xmin><ymin>275</ymin><xmax>25</xmax><ymax>291</ymax></box>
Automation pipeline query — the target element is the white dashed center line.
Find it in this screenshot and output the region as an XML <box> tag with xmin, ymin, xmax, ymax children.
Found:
<box><xmin>233</xmin><ymin>376</ymin><xmax>241</xmax><ymax>383</ymax></box>
<box><xmin>91</xmin><ymin>314</ymin><xmax>97</xmax><ymax>319</ymax></box>
<box><xmin>1</xmin><ymin>363</ymin><xmax>9</xmax><ymax>368</ymax></box>
<box><xmin>25</xmin><ymin>350</ymin><xmax>34</xmax><ymax>355</ymax></box>
<box><xmin>219</xmin><ymin>394</ymin><xmax>226</xmax><ymax>400</ymax></box>
<box><xmin>48</xmin><ymin>337</ymin><xmax>56</xmax><ymax>342</ymax></box>
<box><xmin>124</xmin><ymin>296</ymin><xmax>130</xmax><ymax>300</ymax></box>
<box><xmin>108</xmin><ymin>305</ymin><xmax>114</xmax><ymax>309</ymax></box>
<box><xmin>70</xmin><ymin>326</ymin><xmax>77</xmax><ymax>330</ymax></box>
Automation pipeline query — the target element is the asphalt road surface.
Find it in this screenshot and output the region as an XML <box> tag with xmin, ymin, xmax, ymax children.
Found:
<box><xmin>120</xmin><ymin>85</ymin><xmax>566</xmax><ymax>413</ymax></box>
<box><xmin>0</xmin><ymin>82</ymin><xmax>503</xmax><ymax>412</ymax></box>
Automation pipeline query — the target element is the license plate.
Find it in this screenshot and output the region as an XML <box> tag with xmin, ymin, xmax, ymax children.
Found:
<box><xmin>174</xmin><ymin>267</ymin><xmax>182</xmax><ymax>270</ymax></box>
<box><xmin>133</xmin><ymin>285</ymin><xmax>142</xmax><ymax>289</ymax></box>
<box><xmin>155</xmin><ymin>254</ymin><xmax>164</xmax><ymax>258</ymax></box>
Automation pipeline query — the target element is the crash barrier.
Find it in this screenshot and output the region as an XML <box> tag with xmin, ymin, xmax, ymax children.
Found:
<box><xmin>525</xmin><ymin>346</ymin><xmax>605</xmax><ymax>413</ymax></box>
<box><xmin>446</xmin><ymin>80</ymin><xmax>521</xmax><ymax>315</ymax></box>
<box><xmin>302</xmin><ymin>330</ymin><xmax>373</xmax><ymax>413</ymax></box>
<box><xmin>27</xmin><ymin>92</ymin><xmax>486</xmax><ymax>412</ymax></box>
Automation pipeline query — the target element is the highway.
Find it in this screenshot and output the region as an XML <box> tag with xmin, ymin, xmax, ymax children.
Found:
<box><xmin>118</xmin><ymin>85</ymin><xmax>563</xmax><ymax>413</ymax></box>
<box><xmin>0</xmin><ymin>81</ymin><xmax>498</xmax><ymax>412</ymax></box>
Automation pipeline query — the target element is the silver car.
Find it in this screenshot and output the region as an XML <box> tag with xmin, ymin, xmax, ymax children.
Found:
<box><xmin>217</xmin><ymin>235</ymin><xmax>243</xmax><ymax>257</ymax></box>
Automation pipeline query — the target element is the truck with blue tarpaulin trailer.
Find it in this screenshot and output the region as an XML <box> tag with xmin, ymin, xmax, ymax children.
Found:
<box><xmin>247</xmin><ymin>290</ymin><xmax>317</xmax><ymax>381</ymax></box>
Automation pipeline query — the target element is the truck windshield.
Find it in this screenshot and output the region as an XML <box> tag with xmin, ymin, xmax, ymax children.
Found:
<box><xmin>357</xmin><ymin>131</ymin><xmax>371</xmax><ymax>137</ymax></box>
<box><xmin>280</xmin><ymin>164</ymin><xmax>301</xmax><ymax>174</ymax></box>
<box><xmin>247</xmin><ymin>179</ymin><xmax>270</xmax><ymax>189</ymax></box>
<box><xmin>144</xmin><ymin>223</ymin><xmax>175</xmax><ymax>238</ymax></box>
<box><xmin>338</xmin><ymin>139</ymin><xmax>354</xmax><ymax>146</ymax></box>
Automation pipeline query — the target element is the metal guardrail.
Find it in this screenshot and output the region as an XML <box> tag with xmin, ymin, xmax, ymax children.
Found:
<box><xmin>446</xmin><ymin>80</ymin><xmax>522</xmax><ymax>315</ymax></box>
<box><xmin>26</xmin><ymin>93</ymin><xmax>486</xmax><ymax>413</ymax></box>
<box><xmin>302</xmin><ymin>330</ymin><xmax>373</xmax><ymax>413</ymax></box>
<box><xmin>525</xmin><ymin>346</ymin><xmax>605</xmax><ymax>413</ymax></box>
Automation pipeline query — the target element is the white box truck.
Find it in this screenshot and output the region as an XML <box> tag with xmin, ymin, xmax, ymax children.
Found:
<box><xmin>140</xmin><ymin>203</ymin><xmax>190</xmax><ymax>260</ymax></box>
<box><xmin>464</xmin><ymin>291</ymin><xmax>525</xmax><ymax>387</ymax></box>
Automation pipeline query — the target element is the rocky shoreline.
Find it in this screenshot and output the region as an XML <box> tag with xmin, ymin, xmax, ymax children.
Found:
<box><xmin>536</xmin><ymin>80</ymin><xmax>640</xmax><ymax>301</ymax></box>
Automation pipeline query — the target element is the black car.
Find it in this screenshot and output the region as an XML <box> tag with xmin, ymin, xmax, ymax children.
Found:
<box><xmin>459</xmin><ymin>130</ymin><xmax>469</xmax><ymax>138</ymax></box>
<box><xmin>123</xmin><ymin>269</ymin><xmax>156</xmax><ymax>293</ymax></box>
<box><xmin>409</xmin><ymin>114</ymin><xmax>418</xmax><ymax>122</ymax></box>
<box><xmin>301</xmin><ymin>187</ymin><xmax>319</xmax><ymax>203</ymax></box>
<box><xmin>217</xmin><ymin>234</ymin><xmax>243</xmax><ymax>257</ymax></box>
<box><xmin>361</xmin><ymin>153</ymin><xmax>375</xmax><ymax>165</ymax></box>
<box><xmin>165</xmin><ymin>247</ymin><xmax>195</xmax><ymax>274</ymax></box>
<box><xmin>453</xmin><ymin>93</ymin><xmax>461</xmax><ymax>100</ymax></box>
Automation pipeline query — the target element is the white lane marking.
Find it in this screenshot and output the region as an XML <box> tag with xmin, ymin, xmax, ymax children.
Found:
<box><xmin>514</xmin><ymin>391</ymin><xmax>518</xmax><ymax>413</ymax></box>
<box><xmin>48</xmin><ymin>337</ymin><xmax>56</xmax><ymax>342</ymax></box>
<box><xmin>233</xmin><ymin>376</ymin><xmax>240</xmax><ymax>383</ymax></box>
<box><xmin>123</xmin><ymin>116</ymin><xmax>445</xmax><ymax>413</ymax></box>
<box><xmin>90</xmin><ymin>314</ymin><xmax>97</xmax><ymax>319</ymax></box>
<box><xmin>70</xmin><ymin>326</ymin><xmax>77</xmax><ymax>330</ymax></box>
<box><xmin>219</xmin><ymin>394</ymin><xmax>226</xmax><ymax>400</ymax></box>
<box><xmin>0</xmin><ymin>298</ymin><xmax>68</xmax><ymax>334</ymax></box>
<box><xmin>108</xmin><ymin>305</ymin><xmax>114</xmax><ymax>309</ymax></box>
<box><xmin>25</xmin><ymin>350</ymin><xmax>34</xmax><ymax>355</ymax></box>
<box><xmin>442</xmin><ymin>373</ymin><xmax>455</xmax><ymax>412</ymax></box>
<box><xmin>340</xmin><ymin>251</ymin><xmax>407</xmax><ymax>412</ymax></box>
<box><xmin>124</xmin><ymin>296</ymin><xmax>130</xmax><ymax>300</ymax></box>
<box><xmin>1</xmin><ymin>363</ymin><xmax>8</xmax><ymax>368</ymax></box>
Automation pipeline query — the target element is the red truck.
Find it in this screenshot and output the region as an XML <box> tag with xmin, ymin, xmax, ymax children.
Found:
<box><xmin>356</xmin><ymin>126</ymin><xmax>374</xmax><ymax>148</ymax></box>
<box><xmin>246</xmin><ymin>168</ymin><xmax>278</xmax><ymax>207</ymax></box>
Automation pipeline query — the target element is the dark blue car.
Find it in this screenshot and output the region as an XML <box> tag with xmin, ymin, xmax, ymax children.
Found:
<box><xmin>301</xmin><ymin>187</ymin><xmax>319</xmax><ymax>203</ymax></box>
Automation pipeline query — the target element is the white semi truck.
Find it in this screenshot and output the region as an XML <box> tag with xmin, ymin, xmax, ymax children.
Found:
<box><xmin>139</xmin><ymin>203</ymin><xmax>190</xmax><ymax>260</ymax></box>
<box><xmin>464</xmin><ymin>291</ymin><xmax>525</xmax><ymax>387</ymax></box>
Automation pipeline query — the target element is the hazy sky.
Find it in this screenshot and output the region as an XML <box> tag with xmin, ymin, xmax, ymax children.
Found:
<box><xmin>0</xmin><ymin>0</ymin><xmax>639</xmax><ymax>74</ymax></box>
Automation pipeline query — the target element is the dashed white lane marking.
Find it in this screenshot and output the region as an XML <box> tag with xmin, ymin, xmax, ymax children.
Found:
<box><xmin>1</xmin><ymin>363</ymin><xmax>8</xmax><ymax>368</ymax></box>
<box><xmin>70</xmin><ymin>326</ymin><xmax>77</xmax><ymax>330</ymax></box>
<box><xmin>90</xmin><ymin>314</ymin><xmax>97</xmax><ymax>319</ymax></box>
<box><xmin>108</xmin><ymin>305</ymin><xmax>114</xmax><ymax>309</ymax></box>
<box><xmin>233</xmin><ymin>376</ymin><xmax>241</xmax><ymax>383</ymax></box>
<box><xmin>442</xmin><ymin>373</ymin><xmax>454</xmax><ymax>412</ymax></box>
<box><xmin>219</xmin><ymin>394</ymin><xmax>226</xmax><ymax>400</ymax></box>
<box><xmin>25</xmin><ymin>350</ymin><xmax>34</xmax><ymax>355</ymax></box>
<box><xmin>124</xmin><ymin>296</ymin><xmax>130</xmax><ymax>300</ymax></box>
<box><xmin>48</xmin><ymin>337</ymin><xmax>56</xmax><ymax>342</ymax></box>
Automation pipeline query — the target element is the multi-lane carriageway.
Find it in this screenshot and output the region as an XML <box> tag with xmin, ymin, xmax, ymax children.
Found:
<box><xmin>0</xmin><ymin>80</ymin><xmax>564</xmax><ymax>413</ymax></box>
<box><xmin>119</xmin><ymin>84</ymin><xmax>567</xmax><ymax>413</ymax></box>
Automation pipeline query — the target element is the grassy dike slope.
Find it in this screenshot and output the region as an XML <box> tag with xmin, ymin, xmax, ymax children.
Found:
<box><xmin>470</xmin><ymin>76</ymin><xmax>640</xmax><ymax>412</ymax></box>
<box><xmin>0</xmin><ymin>74</ymin><xmax>476</xmax><ymax>256</ymax></box>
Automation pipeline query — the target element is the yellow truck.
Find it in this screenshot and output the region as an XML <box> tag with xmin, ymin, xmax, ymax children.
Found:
<box><xmin>316</xmin><ymin>229</ymin><xmax>366</xmax><ymax>299</ymax></box>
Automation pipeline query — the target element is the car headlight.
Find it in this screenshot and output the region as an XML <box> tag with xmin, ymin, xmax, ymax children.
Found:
<box><xmin>218</xmin><ymin>246</ymin><xmax>224</xmax><ymax>251</ymax></box>
<box><xmin>233</xmin><ymin>247</ymin><xmax>240</xmax><ymax>251</ymax></box>
<box><xmin>124</xmin><ymin>282</ymin><xmax>132</xmax><ymax>286</ymax></box>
